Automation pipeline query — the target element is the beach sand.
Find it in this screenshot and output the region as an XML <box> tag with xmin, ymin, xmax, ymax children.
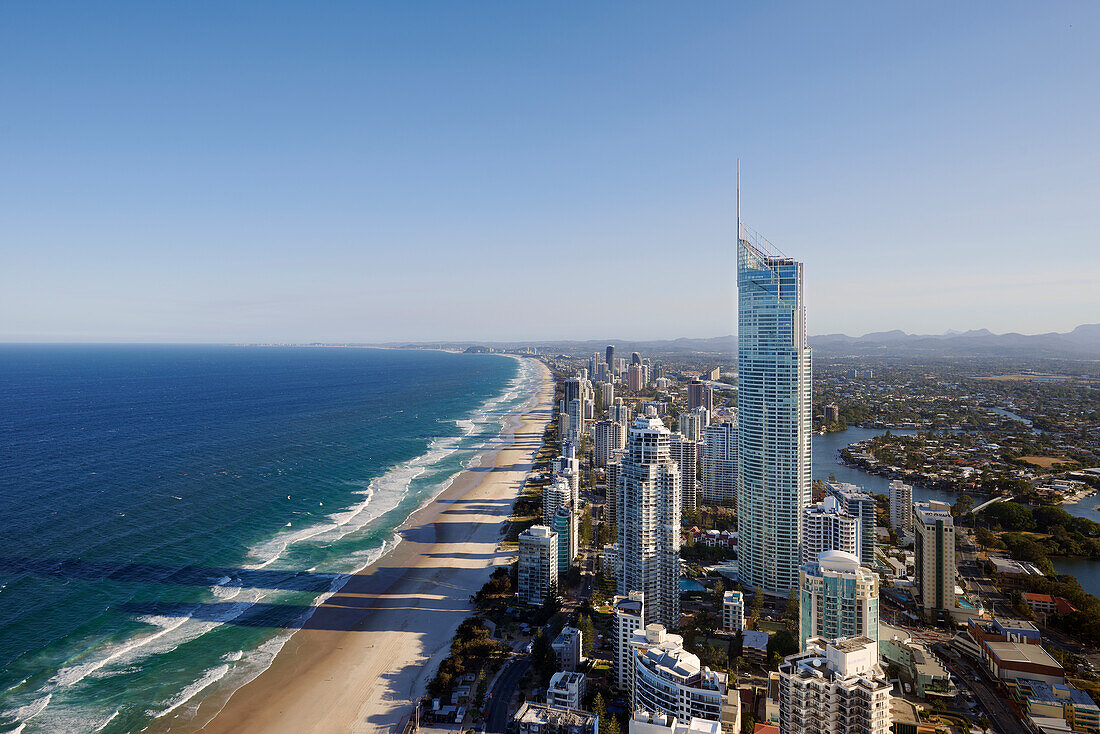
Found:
<box><xmin>152</xmin><ymin>359</ymin><xmax>553</xmax><ymax>734</ymax></box>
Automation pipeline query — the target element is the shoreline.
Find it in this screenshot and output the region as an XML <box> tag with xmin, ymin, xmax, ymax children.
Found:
<box><xmin>146</xmin><ymin>358</ymin><xmax>553</xmax><ymax>734</ymax></box>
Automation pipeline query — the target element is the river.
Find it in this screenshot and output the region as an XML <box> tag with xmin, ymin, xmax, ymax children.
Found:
<box><xmin>814</xmin><ymin>426</ymin><xmax>1100</xmax><ymax>598</ymax></box>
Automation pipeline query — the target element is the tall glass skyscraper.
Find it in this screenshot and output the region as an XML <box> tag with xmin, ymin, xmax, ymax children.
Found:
<box><xmin>737</xmin><ymin>233</ymin><xmax>812</xmax><ymax>594</ymax></box>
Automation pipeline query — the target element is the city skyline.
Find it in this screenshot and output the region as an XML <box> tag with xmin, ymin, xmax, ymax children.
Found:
<box><xmin>2</xmin><ymin>3</ymin><xmax>1099</xmax><ymax>343</ymax></box>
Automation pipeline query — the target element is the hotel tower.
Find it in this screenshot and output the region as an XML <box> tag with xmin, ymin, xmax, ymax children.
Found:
<box><xmin>737</xmin><ymin>230</ymin><xmax>812</xmax><ymax>595</ymax></box>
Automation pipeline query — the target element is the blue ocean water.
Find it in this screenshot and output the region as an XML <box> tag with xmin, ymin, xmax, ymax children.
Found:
<box><xmin>0</xmin><ymin>345</ymin><xmax>533</xmax><ymax>733</ymax></box>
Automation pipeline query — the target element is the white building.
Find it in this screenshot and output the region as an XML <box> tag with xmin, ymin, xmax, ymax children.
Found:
<box><xmin>737</xmin><ymin>235</ymin><xmax>812</xmax><ymax>595</ymax></box>
<box><xmin>669</xmin><ymin>433</ymin><xmax>700</xmax><ymax>514</ymax></box>
<box><xmin>629</xmin><ymin>712</ymin><xmax>721</xmax><ymax>734</ymax></box>
<box><xmin>617</xmin><ymin>412</ymin><xmax>682</xmax><ymax>628</ymax></box>
<box><xmin>567</xmin><ymin>398</ymin><xmax>586</xmax><ymax>441</ymax></box>
<box><xmin>678</xmin><ymin>407</ymin><xmax>709</xmax><ymax>442</ymax></box>
<box><xmin>609</xmin><ymin>399</ymin><xmax>633</xmax><ymax>429</ymax></box>
<box><xmin>798</xmin><ymin>550</ymin><xmax>879</xmax><ymax>651</ymax></box>
<box><xmin>631</xmin><ymin>624</ymin><xmax>727</xmax><ymax>724</ymax></box>
<box><xmin>544</xmin><ymin>477</ymin><xmax>574</xmax><ymax>526</ymax></box>
<box><xmin>800</xmin><ymin>496</ymin><xmax>861</xmax><ymax>566</ymax></box>
<box><xmin>825</xmin><ymin>482</ymin><xmax>876</xmax><ymax>567</ymax></box>
<box><xmin>601</xmin><ymin>382</ymin><xmax>615</xmax><ymax>407</ymax></box>
<box><xmin>595</xmin><ymin>420</ymin><xmax>627</xmax><ymax>469</ymax></box>
<box><xmin>552</xmin><ymin>626</ymin><xmax>584</xmax><ymax>672</ymax></box>
<box><xmin>722</xmin><ymin>591</ymin><xmax>744</xmax><ymax>633</ymax></box>
<box><xmin>547</xmin><ymin>671</ymin><xmax>586</xmax><ymax>710</ymax></box>
<box><xmin>777</xmin><ymin>636</ymin><xmax>892</xmax><ymax>734</ymax></box>
<box><xmin>889</xmin><ymin>480</ymin><xmax>913</xmax><ymax>534</ymax></box>
<box><xmin>518</xmin><ymin>525</ymin><xmax>558</xmax><ymax>606</ymax></box>
<box><xmin>614</xmin><ymin>592</ymin><xmax>646</xmax><ymax>690</ymax></box>
<box><xmin>701</xmin><ymin>422</ymin><xmax>736</xmax><ymax>507</ymax></box>
<box><xmin>914</xmin><ymin>500</ymin><xmax>956</xmax><ymax>613</ymax></box>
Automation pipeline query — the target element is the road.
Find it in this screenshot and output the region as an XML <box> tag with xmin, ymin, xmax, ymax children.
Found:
<box><xmin>485</xmin><ymin>657</ymin><xmax>530</xmax><ymax>733</ymax></box>
<box><xmin>933</xmin><ymin>644</ymin><xmax>1020</xmax><ymax>734</ymax></box>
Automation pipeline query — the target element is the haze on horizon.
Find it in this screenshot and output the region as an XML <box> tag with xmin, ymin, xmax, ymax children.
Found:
<box><xmin>2</xmin><ymin>2</ymin><xmax>1098</xmax><ymax>345</ymax></box>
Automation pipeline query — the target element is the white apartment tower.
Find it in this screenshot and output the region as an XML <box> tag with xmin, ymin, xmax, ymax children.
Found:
<box><xmin>914</xmin><ymin>500</ymin><xmax>956</xmax><ymax>613</ymax></box>
<box><xmin>800</xmin><ymin>496</ymin><xmax>861</xmax><ymax>566</ymax></box>
<box><xmin>825</xmin><ymin>482</ymin><xmax>876</xmax><ymax>567</ymax></box>
<box><xmin>798</xmin><ymin>550</ymin><xmax>879</xmax><ymax>651</ymax></box>
<box><xmin>631</xmin><ymin>624</ymin><xmax>727</xmax><ymax>724</ymax></box>
<box><xmin>678</xmin><ymin>406</ymin><xmax>709</xmax><ymax>442</ymax></box>
<box><xmin>617</xmin><ymin>412</ymin><xmax>682</xmax><ymax>628</ymax></box>
<box><xmin>543</xmin><ymin>477</ymin><xmax>574</xmax><ymax>526</ymax></box>
<box><xmin>669</xmin><ymin>433</ymin><xmax>700</xmax><ymax>514</ymax></box>
<box><xmin>777</xmin><ymin>637</ymin><xmax>892</xmax><ymax>734</ymax></box>
<box><xmin>889</xmin><ymin>480</ymin><xmax>913</xmax><ymax>534</ymax></box>
<box><xmin>609</xmin><ymin>398</ymin><xmax>633</xmax><ymax>428</ymax></box>
<box><xmin>701</xmin><ymin>422</ymin><xmax>737</xmax><ymax>507</ymax></box>
<box><xmin>595</xmin><ymin>419</ymin><xmax>627</xmax><ymax>469</ymax></box>
<box><xmin>722</xmin><ymin>590</ymin><xmax>745</xmax><ymax>633</ymax></box>
<box><xmin>613</xmin><ymin>591</ymin><xmax>646</xmax><ymax>691</ymax></box>
<box><xmin>737</xmin><ymin>233</ymin><xmax>812</xmax><ymax>595</ymax></box>
<box><xmin>518</xmin><ymin>525</ymin><xmax>558</xmax><ymax>606</ymax></box>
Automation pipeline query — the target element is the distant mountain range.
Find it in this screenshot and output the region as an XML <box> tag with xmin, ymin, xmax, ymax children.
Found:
<box><xmin>808</xmin><ymin>323</ymin><xmax>1100</xmax><ymax>358</ymax></box>
<box><xmin>385</xmin><ymin>324</ymin><xmax>1100</xmax><ymax>359</ymax></box>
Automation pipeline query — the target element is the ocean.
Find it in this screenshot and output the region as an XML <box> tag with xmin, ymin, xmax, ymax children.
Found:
<box><xmin>0</xmin><ymin>345</ymin><xmax>535</xmax><ymax>733</ymax></box>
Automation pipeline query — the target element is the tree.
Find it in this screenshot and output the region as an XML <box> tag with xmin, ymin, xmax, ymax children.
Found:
<box><xmin>713</xmin><ymin>578</ymin><xmax>725</xmax><ymax>608</ymax></box>
<box><xmin>785</xmin><ymin>588</ymin><xmax>799</xmax><ymax>625</ymax></box>
<box><xmin>578</xmin><ymin>614</ymin><xmax>596</xmax><ymax>658</ymax></box>
<box><xmin>750</xmin><ymin>588</ymin><xmax>764</xmax><ymax>628</ymax></box>
<box><xmin>531</xmin><ymin>629</ymin><xmax>559</xmax><ymax>686</ymax></box>
<box><xmin>580</xmin><ymin>509</ymin><xmax>594</xmax><ymax>546</ymax></box>
<box><xmin>951</xmin><ymin>495</ymin><xmax>974</xmax><ymax>518</ymax></box>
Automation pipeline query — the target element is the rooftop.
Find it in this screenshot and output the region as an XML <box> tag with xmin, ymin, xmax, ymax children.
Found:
<box><xmin>514</xmin><ymin>702</ymin><xmax>598</xmax><ymax>731</ymax></box>
<box><xmin>985</xmin><ymin>641</ymin><xmax>1063</xmax><ymax>669</ymax></box>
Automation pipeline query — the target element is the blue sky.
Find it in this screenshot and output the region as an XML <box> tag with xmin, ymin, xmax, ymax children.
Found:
<box><xmin>1</xmin><ymin>2</ymin><xmax>1097</xmax><ymax>342</ymax></box>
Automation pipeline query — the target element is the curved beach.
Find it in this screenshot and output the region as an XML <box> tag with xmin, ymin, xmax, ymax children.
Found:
<box><xmin>151</xmin><ymin>359</ymin><xmax>553</xmax><ymax>734</ymax></box>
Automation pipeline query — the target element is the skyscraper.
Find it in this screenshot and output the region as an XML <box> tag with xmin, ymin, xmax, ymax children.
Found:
<box><xmin>617</xmin><ymin>412</ymin><xmax>682</xmax><ymax>628</ymax></box>
<box><xmin>687</xmin><ymin>379</ymin><xmax>713</xmax><ymax>412</ymax></box>
<box><xmin>518</xmin><ymin>526</ymin><xmax>558</xmax><ymax>606</ymax></box>
<box><xmin>778</xmin><ymin>637</ymin><xmax>892</xmax><ymax>734</ymax></box>
<box><xmin>627</xmin><ymin>364</ymin><xmax>644</xmax><ymax>392</ymax></box>
<box><xmin>737</xmin><ymin>233</ymin><xmax>812</xmax><ymax>595</ymax></box>
<box><xmin>678</xmin><ymin>406</ymin><xmax>709</xmax><ymax>442</ymax></box>
<box><xmin>606</xmin><ymin>345</ymin><xmax>615</xmax><ymax>370</ymax></box>
<box><xmin>800</xmin><ymin>495</ymin><xmax>861</xmax><ymax>566</ymax></box>
<box><xmin>889</xmin><ymin>480</ymin><xmax>913</xmax><ymax>534</ymax></box>
<box><xmin>914</xmin><ymin>500</ymin><xmax>956</xmax><ymax>613</ymax></box>
<box><xmin>825</xmin><ymin>482</ymin><xmax>876</xmax><ymax>567</ymax></box>
<box><xmin>702</xmin><ymin>422</ymin><xmax>737</xmax><ymax>506</ymax></box>
<box><xmin>594</xmin><ymin>419</ymin><xmax>626</xmax><ymax>469</ymax></box>
<box><xmin>669</xmin><ymin>433</ymin><xmax>699</xmax><ymax>513</ymax></box>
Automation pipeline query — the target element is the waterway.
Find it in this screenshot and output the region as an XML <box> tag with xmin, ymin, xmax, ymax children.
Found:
<box><xmin>814</xmin><ymin>426</ymin><xmax>1100</xmax><ymax>599</ymax></box>
<box><xmin>811</xmin><ymin>426</ymin><xmax>961</xmax><ymax>506</ymax></box>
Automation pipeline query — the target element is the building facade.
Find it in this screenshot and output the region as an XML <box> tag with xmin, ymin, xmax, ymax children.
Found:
<box><xmin>595</xmin><ymin>420</ymin><xmax>627</xmax><ymax>469</ymax></box>
<box><xmin>701</xmin><ymin>422</ymin><xmax>736</xmax><ymax>507</ymax></box>
<box><xmin>519</xmin><ymin>525</ymin><xmax>559</xmax><ymax>606</ymax></box>
<box><xmin>798</xmin><ymin>551</ymin><xmax>879</xmax><ymax>651</ymax></box>
<box><xmin>722</xmin><ymin>591</ymin><xmax>744</xmax><ymax>633</ymax></box>
<box><xmin>617</xmin><ymin>413</ymin><xmax>682</xmax><ymax>628</ymax></box>
<box><xmin>825</xmin><ymin>482</ymin><xmax>876</xmax><ymax>567</ymax></box>
<box><xmin>631</xmin><ymin>625</ymin><xmax>727</xmax><ymax>725</ymax></box>
<box><xmin>737</xmin><ymin>235</ymin><xmax>812</xmax><ymax>595</ymax></box>
<box><xmin>614</xmin><ymin>592</ymin><xmax>646</xmax><ymax>691</ymax></box>
<box><xmin>888</xmin><ymin>480</ymin><xmax>913</xmax><ymax>534</ymax></box>
<box><xmin>800</xmin><ymin>496</ymin><xmax>861</xmax><ymax>566</ymax></box>
<box><xmin>669</xmin><ymin>433</ymin><xmax>700</xmax><ymax>514</ymax></box>
<box><xmin>777</xmin><ymin>637</ymin><xmax>892</xmax><ymax>734</ymax></box>
<box><xmin>914</xmin><ymin>500</ymin><xmax>955</xmax><ymax>613</ymax></box>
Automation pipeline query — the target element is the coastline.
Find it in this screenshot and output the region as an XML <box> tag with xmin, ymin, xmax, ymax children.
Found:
<box><xmin>148</xmin><ymin>358</ymin><xmax>554</xmax><ymax>734</ymax></box>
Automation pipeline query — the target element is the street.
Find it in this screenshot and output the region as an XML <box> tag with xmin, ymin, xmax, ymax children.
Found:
<box><xmin>485</xmin><ymin>657</ymin><xmax>531</xmax><ymax>734</ymax></box>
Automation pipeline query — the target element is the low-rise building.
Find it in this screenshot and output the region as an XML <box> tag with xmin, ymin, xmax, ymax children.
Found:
<box><xmin>741</xmin><ymin>631</ymin><xmax>768</xmax><ymax>667</ymax></box>
<box><xmin>513</xmin><ymin>702</ymin><xmax>599</xmax><ymax>734</ymax></box>
<box><xmin>879</xmin><ymin>627</ymin><xmax>955</xmax><ymax>699</ymax></box>
<box><xmin>1013</xmin><ymin>679</ymin><xmax>1100</xmax><ymax>734</ymax></box>
<box><xmin>983</xmin><ymin>641</ymin><xmax>1065</xmax><ymax>684</ymax></box>
<box><xmin>547</xmin><ymin>671</ymin><xmax>587</xmax><ymax>710</ymax></box>
<box><xmin>628</xmin><ymin>712</ymin><xmax>720</xmax><ymax>734</ymax></box>
<box><xmin>722</xmin><ymin>591</ymin><xmax>744</xmax><ymax>634</ymax></box>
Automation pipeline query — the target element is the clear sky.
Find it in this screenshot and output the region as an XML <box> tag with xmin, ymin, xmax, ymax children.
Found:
<box><xmin>2</xmin><ymin>2</ymin><xmax>1097</xmax><ymax>343</ymax></box>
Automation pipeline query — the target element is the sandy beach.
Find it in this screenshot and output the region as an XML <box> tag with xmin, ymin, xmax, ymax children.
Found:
<box><xmin>152</xmin><ymin>358</ymin><xmax>554</xmax><ymax>734</ymax></box>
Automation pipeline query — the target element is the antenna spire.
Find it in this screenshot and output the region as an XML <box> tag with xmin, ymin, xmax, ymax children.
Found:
<box><xmin>736</xmin><ymin>158</ymin><xmax>741</xmax><ymax>242</ymax></box>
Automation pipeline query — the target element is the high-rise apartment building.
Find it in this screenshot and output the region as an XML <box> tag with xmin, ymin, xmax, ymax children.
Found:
<box><xmin>606</xmin><ymin>345</ymin><xmax>616</xmax><ymax>371</ymax></box>
<box><xmin>632</xmin><ymin>352</ymin><xmax>642</xmax><ymax>365</ymax></box>
<box><xmin>678</xmin><ymin>406</ymin><xmax>709</xmax><ymax>442</ymax></box>
<box><xmin>722</xmin><ymin>591</ymin><xmax>745</xmax><ymax>633</ymax></box>
<box><xmin>889</xmin><ymin>480</ymin><xmax>913</xmax><ymax>534</ymax></box>
<box><xmin>914</xmin><ymin>500</ymin><xmax>956</xmax><ymax>613</ymax></box>
<box><xmin>627</xmin><ymin>364</ymin><xmax>645</xmax><ymax>392</ymax></box>
<box><xmin>552</xmin><ymin>506</ymin><xmax>578</xmax><ymax>573</ymax></box>
<box><xmin>737</xmin><ymin>235</ymin><xmax>812</xmax><ymax>595</ymax></box>
<box><xmin>825</xmin><ymin>482</ymin><xmax>876</xmax><ymax>567</ymax></box>
<box><xmin>669</xmin><ymin>433</ymin><xmax>699</xmax><ymax>514</ymax></box>
<box><xmin>518</xmin><ymin>525</ymin><xmax>558</xmax><ymax>606</ymax></box>
<box><xmin>613</xmin><ymin>591</ymin><xmax>645</xmax><ymax>690</ymax></box>
<box><xmin>798</xmin><ymin>550</ymin><xmax>879</xmax><ymax>651</ymax></box>
<box><xmin>687</xmin><ymin>379</ymin><xmax>713</xmax><ymax>413</ymax></box>
<box><xmin>631</xmin><ymin>624</ymin><xmax>727</xmax><ymax>724</ymax></box>
<box><xmin>777</xmin><ymin>637</ymin><xmax>892</xmax><ymax>734</ymax></box>
<box><xmin>800</xmin><ymin>496</ymin><xmax>861</xmax><ymax>566</ymax></box>
<box><xmin>566</xmin><ymin>398</ymin><xmax>586</xmax><ymax>441</ymax></box>
<box><xmin>543</xmin><ymin>478</ymin><xmax>573</xmax><ymax>526</ymax></box>
<box><xmin>609</xmin><ymin>398</ymin><xmax>633</xmax><ymax>428</ymax></box>
<box><xmin>605</xmin><ymin>456</ymin><xmax>621</xmax><ymax>526</ymax></box>
<box><xmin>601</xmin><ymin>381</ymin><xmax>615</xmax><ymax>408</ymax></box>
<box><xmin>701</xmin><ymin>422</ymin><xmax>736</xmax><ymax>507</ymax></box>
<box><xmin>617</xmin><ymin>412</ymin><xmax>682</xmax><ymax>628</ymax></box>
<box><xmin>595</xmin><ymin>419</ymin><xmax>627</xmax><ymax>469</ymax></box>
